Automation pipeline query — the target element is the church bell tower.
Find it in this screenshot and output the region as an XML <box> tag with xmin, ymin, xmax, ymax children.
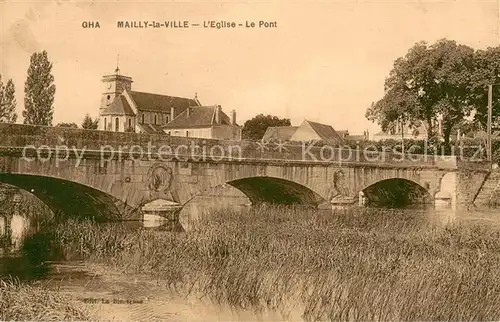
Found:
<box><xmin>100</xmin><ymin>66</ymin><xmax>133</xmax><ymax>110</ymax></box>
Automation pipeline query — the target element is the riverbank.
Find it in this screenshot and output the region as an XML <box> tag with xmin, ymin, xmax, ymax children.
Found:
<box><xmin>43</xmin><ymin>205</ymin><xmax>500</xmax><ymax>321</ymax></box>
<box><xmin>0</xmin><ymin>279</ymin><xmax>93</xmax><ymax>321</ymax></box>
<box><xmin>46</xmin><ymin>261</ymin><xmax>304</xmax><ymax>321</ymax></box>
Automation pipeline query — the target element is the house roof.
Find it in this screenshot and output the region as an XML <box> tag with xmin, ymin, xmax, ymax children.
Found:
<box><xmin>288</xmin><ymin>120</ymin><xmax>343</xmax><ymax>144</ymax></box>
<box><xmin>100</xmin><ymin>95</ymin><xmax>135</xmax><ymax>116</ymax></box>
<box><xmin>128</xmin><ymin>90</ymin><xmax>199</xmax><ymax>113</ymax></box>
<box><xmin>306</xmin><ymin>120</ymin><xmax>343</xmax><ymax>142</ymax></box>
<box><xmin>262</xmin><ymin>126</ymin><xmax>298</xmax><ymax>141</ymax></box>
<box><xmin>136</xmin><ymin>123</ymin><xmax>164</xmax><ymax>134</ymax></box>
<box><xmin>163</xmin><ymin>106</ymin><xmax>233</xmax><ymax>129</ymax></box>
<box><xmin>337</xmin><ymin>130</ymin><xmax>349</xmax><ymax>137</ymax></box>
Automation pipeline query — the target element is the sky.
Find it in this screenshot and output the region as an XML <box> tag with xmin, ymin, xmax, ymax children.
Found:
<box><xmin>0</xmin><ymin>0</ymin><xmax>499</xmax><ymax>136</ymax></box>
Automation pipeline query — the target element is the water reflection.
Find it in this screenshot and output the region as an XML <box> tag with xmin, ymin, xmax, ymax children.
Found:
<box><xmin>0</xmin><ymin>213</ymin><xmax>31</xmax><ymax>254</ymax></box>
<box><xmin>141</xmin><ymin>214</ymin><xmax>185</xmax><ymax>232</ymax></box>
<box><xmin>0</xmin><ymin>211</ymin><xmax>52</xmax><ymax>280</ymax></box>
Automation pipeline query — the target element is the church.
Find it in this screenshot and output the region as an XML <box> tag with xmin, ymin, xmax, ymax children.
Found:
<box><xmin>98</xmin><ymin>68</ymin><xmax>242</xmax><ymax>140</ymax></box>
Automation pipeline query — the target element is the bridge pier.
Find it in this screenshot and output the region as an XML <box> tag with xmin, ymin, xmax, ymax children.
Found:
<box><xmin>434</xmin><ymin>172</ymin><xmax>457</xmax><ymax>210</ymax></box>
<box><xmin>141</xmin><ymin>199</ymin><xmax>183</xmax><ymax>231</ymax></box>
<box><xmin>358</xmin><ymin>191</ymin><xmax>367</xmax><ymax>207</ymax></box>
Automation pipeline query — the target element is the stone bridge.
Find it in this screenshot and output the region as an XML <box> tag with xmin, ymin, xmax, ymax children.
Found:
<box><xmin>0</xmin><ymin>124</ymin><xmax>491</xmax><ymax>220</ymax></box>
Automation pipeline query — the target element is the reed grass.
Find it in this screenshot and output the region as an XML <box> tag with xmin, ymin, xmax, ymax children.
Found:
<box><xmin>52</xmin><ymin>205</ymin><xmax>500</xmax><ymax>321</ymax></box>
<box><xmin>0</xmin><ymin>278</ymin><xmax>92</xmax><ymax>321</ymax></box>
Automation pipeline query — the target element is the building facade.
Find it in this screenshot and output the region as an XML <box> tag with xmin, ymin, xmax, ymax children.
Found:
<box><xmin>163</xmin><ymin>105</ymin><xmax>241</xmax><ymax>140</ymax></box>
<box><xmin>261</xmin><ymin>120</ymin><xmax>344</xmax><ymax>144</ymax></box>
<box><xmin>373</xmin><ymin>121</ymin><xmax>431</xmax><ymax>141</ymax></box>
<box><xmin>98</xmin><ymin>68</ymin><xmax>241</xmax><ymax>140</ymax></box>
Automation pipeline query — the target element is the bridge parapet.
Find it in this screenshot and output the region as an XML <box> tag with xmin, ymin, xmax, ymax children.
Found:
<box><xmin>0</xmin><ymin>124</ymin><xmax>489</xmax><ymax>170</ymax></box>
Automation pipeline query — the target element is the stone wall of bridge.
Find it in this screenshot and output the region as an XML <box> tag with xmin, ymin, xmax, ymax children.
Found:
<box><xmin>0</xmin><ymin>124</ymin><xmax>492</xmax><ymax>219</ymax></box>
<box><xmin>0</xmin><ymin>123</ymin><xmax>482</xmax><ymax>169</ymax></box>
<box><xmin>0</xmin><ymin>151</ymin><xmax>467</xmax><ymax>219</ymax></box>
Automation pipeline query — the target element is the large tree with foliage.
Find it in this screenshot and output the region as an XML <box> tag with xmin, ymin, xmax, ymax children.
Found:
<box><xmin>366</xmin><ymin>39</ymin><xmax>475</xmax><ymax>145</ymax></box>
<box><xmin>468</xmin><ymin>46</ymin><xmax>500</xmax><ymax>129</ymax></box>
<box><xmin>242</xmin><ymin>114</ymin><xmax>291</xmax><ymax>141</ymax></box>
<box><xmin>23</xmin><ymin>50</ymin><xmax>56</xmax><ymax>126</ymax></box>
<box><xmin>0</xmin><ymin>75</ymin><xmax>17</xmax><ymax>123</ymax></box>
<box><xmin>81</xmin><ymin>113</ymin><xmax>99</xmax><ymax>130</ymax></box>
<box><xmin>365</xmin><ymin>83</ymin><xmax>420</xmax><ymax>135</ymax></box>
<box><xmin>430</xmin><ymin>40</ymin><xmax>475</xmax><ymax>145</ymax></box>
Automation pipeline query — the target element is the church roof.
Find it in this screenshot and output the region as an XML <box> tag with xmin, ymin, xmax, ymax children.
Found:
<box><xmin>262</xmin><ymin>126</ymin><xmax>298</xmax><ymax>141</ymax></box>
<box><xmin>100</xmin><ymin>95</ymin><xmax>135</xmax><ymax>116</ymax></box>
<box><xmin>163</xmin><ymin>106</ymin><xmax>233</xmax><ymax>129</ymax></box>
<box><xmin>128</xmin><ymin>90</ymin><xmax>199</xmax><ymax>113</ymax></box>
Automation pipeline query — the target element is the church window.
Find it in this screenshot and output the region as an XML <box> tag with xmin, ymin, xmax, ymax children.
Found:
<box><xmin>166</xmin><ymin>115</ymin><xmax>170</xmax><ymax>123</ymax></box>
<box><xmin>104</xmin><ymin>118</ymin><xmax>107</xmax><ymax>130</ymax></box>
<box><xmin>154</xmin><ymin>115</ymin><xmax>157</xmax><ymax>125</ymax></box>
<box><xmin>142</xmin><ymin>114</ymin><xmax>145</xmax><ymax>124</ymax></box>
<box><xmin>128</xmin><ymin>119</ymin><xmax>132</xmax><ymax>129</ymax></box>
<box><xmin>115</xmin><ymin>118</ymin><xmax>119</xmax><ymax>131</ymax></box>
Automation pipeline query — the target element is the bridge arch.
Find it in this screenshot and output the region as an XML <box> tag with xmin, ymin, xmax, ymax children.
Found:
<box><xmin>360</xmin><ymin>178</ymin><xmax>433</xmax><ymax>207</ymax></box>
<box><xmin>183</xmin><ymin>176</ymin><xmax>326</xmax><ymax>208</ymax></box>
<box><xmin>0</xmin><ymin>173</ymin><xmax>128</xmax><ymax>221</ymax></box>
<box><xmin>227</xmin><ymin>176</ymin><xmax>325</xmax><ymax>207</ymax></box>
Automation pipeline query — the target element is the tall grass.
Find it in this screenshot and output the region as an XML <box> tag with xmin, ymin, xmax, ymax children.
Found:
<box><xmin>0</xmin><ymin>279</ymin><xmax>92</xmax><ymax>321</ymax></box>
<box><xmin>51</xmin><ymin>205</ymin><xmax>500</xmax><ymax>321</ymax></box>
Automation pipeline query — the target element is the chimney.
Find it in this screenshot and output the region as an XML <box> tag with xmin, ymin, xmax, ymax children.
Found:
<box><xmin>187</xmin><ymin>107</ymin><xmax>191</xmax><ymax>117</ymax></box>
<box><xmin>170</xmin><ymin>106</ymin><xmax>175</xmax><ymax>120</ymax></box>
<box><xmin>230</xmin><ymin>109</ymin><xmax>236</xmax><ymax>125</ymax></box>
<box><xmin>215</xmin><ymin>105</ymin><xmax>221</xmax><ymax>124</ymax></box>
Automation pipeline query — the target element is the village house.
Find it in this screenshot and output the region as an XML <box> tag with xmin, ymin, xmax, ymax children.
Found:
<box><xmin>262</xmin><ymin>120</ymin><xmax>344</xmax><ymax>145</ymax></box>
<box><xmin>261</xmin><ymin>126</ymin><xmax>298</xmax><ymax>142</ymax></box>
<box><xmin>335</xmin><ymin>129</ymin><xmax>370</xmax><ymax>142</ymax></box>
<box><xmin>163</xmin><ymin>105</ymin><xmax>241</xmax><ymax>140</ymax></box>
<box><xmin>98</xmin><ymin>68</ymin><xmax>241</xmax><ymax>140</ymax></box>
<box><xmin>370</xmin><ymin>118</ymin><xmax>461</xmax><ymax>142</ymax></box>
<box><xmin>373</xmin><ymin>121</ymin><xmax>429</xmax><ymax>141</ymax></box>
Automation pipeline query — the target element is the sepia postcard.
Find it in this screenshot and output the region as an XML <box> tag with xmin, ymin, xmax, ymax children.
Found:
<box><xmin>1</xmin><ymin>0</ymin><xmax>500</xmax><ymax>321</ymax></box>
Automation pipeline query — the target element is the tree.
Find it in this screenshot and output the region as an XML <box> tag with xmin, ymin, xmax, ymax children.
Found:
<box><xmin>366</xmin><ymin>39</ymin><xmax>475</xmax><ymax>145</ymax></box>
<box><xmin>365</xmin><ymin>84</ymin><xmax>420</xmax><ymax>135</ymax></box>
<box><xmin>242</xmin><ymin>114</ymin><xmax>291</xmax><ymax>140</ymax></box>
<box><xmin>0</xmin><ymin>75</ymin><xmax>17</xmax><ymax>123</ymax></box>
<box><xmin>367</xmin><ymin>41</ymin><xmax>437</xmax><ymax>139</ymax></box>
<box><xmin>430</xmin><ymin>40</ymin><xmax>475</xmax><ymax>145</ymax></box>
<box><xmin>55</xmin><ymin>122</ymin><xmax>78</xmax><ymax>128</ymax></box>
<box><xmin>23</xmin><ymin>50</ymin><xmax>56</xmax><ymax>126</ymax></box>
<box><xmin>468</xmin><ymin>46</ymin><xmax>500</xmax><ymax>128</ymax></box>
<box><xmin>81</xmin><ymin>113</ymin><xmax>99</xmax><ymax>129</ymax></box>
<box><xmin>456</xmin><ymin>119</ymin><xmax>482</xmax><ymax>138</ymax></box>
